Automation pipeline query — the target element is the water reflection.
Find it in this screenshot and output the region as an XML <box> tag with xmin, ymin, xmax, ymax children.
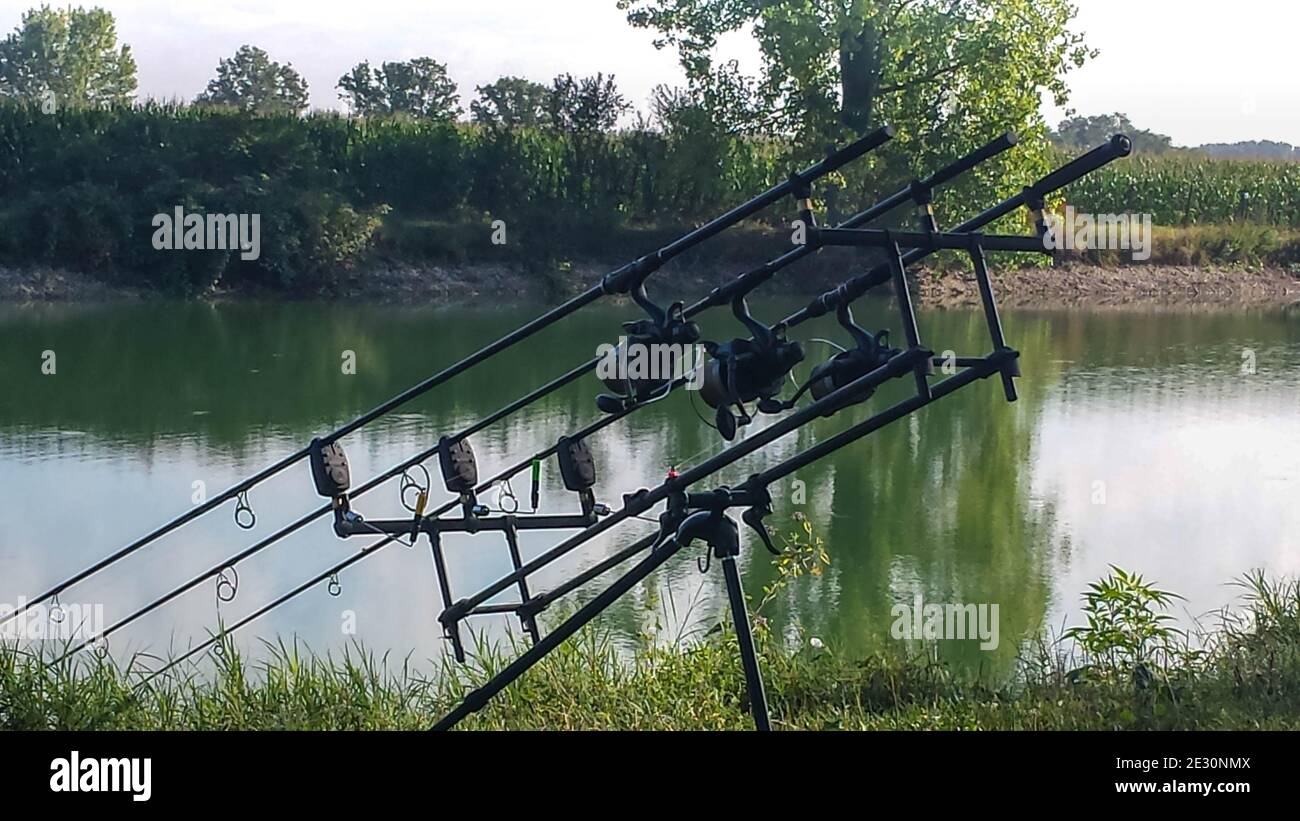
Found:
<box><xmin>0</xmin><ymin>299</ymin><xmax>1296</xmax><ymax>678</ymax></box>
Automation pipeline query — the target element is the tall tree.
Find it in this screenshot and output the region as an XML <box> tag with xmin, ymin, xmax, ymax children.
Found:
<box><xmin>546</xmin><ymin>73</ymin><xmax>630</xmax><ymax>133</ymax></box>
<box><xmin>471</xmin><ymin>76</ymin><xmax>550</xmax><ymax>127</ymax></box>
<box><xmin>619</xmin><ymin>0</ymin><xmax>1093</xmax><ymax>151</ymax></box>
<box><xmin>336</xmin><ymin>57</ymin><xmax>460</xmax><ymax>120</ymax></box>
<box><xmin>0</xmin><ymin>4</ymin><xmax>137</xmax><ymax>107</ymax></box>
<box><xmin>197</xmin><ymin>45</ymin><xmax>309</xmax><ymax>114</ymax></box>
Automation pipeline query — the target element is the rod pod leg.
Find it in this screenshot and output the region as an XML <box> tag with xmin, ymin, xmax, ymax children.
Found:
<box><xmin>431</xmin><ymin>535</ymin><xmax>687</xmax><ymax>731</ymax></box>
<box><xmin>720</xmin><ymin>551</ymin><xmax>772</xmax><ymax>731</ymax></box>
<box><xmin>885</xmin><ymin>239</ymin><xmax>932</xmax><ymax>401</ymax></box>
<box><xmin>427</xmin><ymin>530</ymin><xmax>467</xmax><ymax>663</ymax></box>
<box><xmin>968</xmin><ymin>242</ymin><xmax>1019</xmax><ymax>402</ymax></box>
<box><xmin>502</xmin><ymin>519</ymin><xmax>542</xmax><ymax>645</ymax></box>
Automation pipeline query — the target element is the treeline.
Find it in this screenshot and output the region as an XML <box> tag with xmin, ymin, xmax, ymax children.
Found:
<box><xmin>3</xmin><ymin>102</ymin><xmax>1300</xmax><ymax>295</ymax></box>
<box><xmin>0</xmin><ymin>102</ymin><xmax>794</xmax><ymax>294</ymax></box>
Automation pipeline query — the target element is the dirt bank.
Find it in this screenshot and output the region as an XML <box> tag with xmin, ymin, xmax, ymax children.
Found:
<box><xmin>917</xmin><ymin>263</ymin><xmax>1300</xmax><ymax>309</ymax></box>
<box><xmin>4</xmin><ymin>261</ymin><xmax>1298</xmax><ymax>308</ymax></box>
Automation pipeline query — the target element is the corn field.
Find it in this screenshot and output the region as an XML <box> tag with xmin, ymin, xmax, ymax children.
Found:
<box><xmin>0</xmin><ymin>102</ymin><xmax>1297</xmax><ymax>294</ymax></box>
<box><xmin>1064</xmin><ymin>153</ymin><xmax>1300</xmax><ymax>226</ymax></box>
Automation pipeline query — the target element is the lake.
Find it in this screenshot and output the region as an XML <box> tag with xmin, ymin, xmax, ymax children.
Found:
<box><xmin>1</xmin><ymin>296</ymin><xmax>1297</xmax><ymax>679</ymax></box>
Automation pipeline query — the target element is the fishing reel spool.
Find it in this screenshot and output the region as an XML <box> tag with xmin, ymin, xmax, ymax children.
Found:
<box><xmin>596</xmin><ymin>280</ymin><xmax>701</xmax><ymax>414</ymax></box>
<box><xmin>695</xmin><ymin>173</ymin><xmax>823</xmax><ymax>440</ymax></box>
<box><xmin>805</xmin><ymin>301</ymin><xmax>905</xmax><ymax>416</ymax></box>
<box><xmin>697</xmin><ymin>293</ymin><xmax>805</xmax><ymax>441</ymax></box>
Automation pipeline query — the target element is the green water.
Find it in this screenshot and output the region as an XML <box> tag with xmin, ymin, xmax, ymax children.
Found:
<box><xmin>1</xmin><ymin>297</ymin><xmax>1297</xmax><ymax>677</ymax></box>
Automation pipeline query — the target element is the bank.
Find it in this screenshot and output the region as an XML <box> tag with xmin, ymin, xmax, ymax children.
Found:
<box><xmin>2</xmin><ymin>570</ymin><xmax>1297</xmax><ymax>731</ymax></box>
<box><xmin>5</xmin><ymin>260</ymin><xmax>1298</xmax><ymax>309</ymax></box>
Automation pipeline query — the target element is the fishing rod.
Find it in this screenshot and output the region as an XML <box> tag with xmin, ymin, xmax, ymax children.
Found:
<box><xmin>123</xmin><ymin>134</ymin><xmax>1024</xmax><ymax>677</ymax></box>
<box><xmin>432</xmin><ymin>138</ymin><xmax>1134</xmax><ymax>731</ymax></box>
<box><xmin>6</xmin><ymin>126</ymin><xmax>895</xmax><ymax>634</ymax></box>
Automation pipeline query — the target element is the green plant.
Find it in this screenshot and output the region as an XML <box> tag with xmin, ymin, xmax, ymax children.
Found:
<box><xmin>757</xmin><ymin>511</ymin><xmax>831</xmax><ymax>614</ymax></box>
<box><xmin>1062</xmin><ymin>565</ymin><xmax>1195</xmax><ymax>680</ymax></box>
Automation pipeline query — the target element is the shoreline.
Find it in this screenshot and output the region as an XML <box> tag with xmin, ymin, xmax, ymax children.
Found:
<box><xmin>3</xmin><ymin>261</ymin><xmax>1297</xmax><ymax>309</ymax></box>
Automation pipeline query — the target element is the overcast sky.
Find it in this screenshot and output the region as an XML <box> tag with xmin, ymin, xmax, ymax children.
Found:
<box><xmin>2</xmin><ymin>0</ymin><xmax>1295</xmax><ymax>146</ymax></box>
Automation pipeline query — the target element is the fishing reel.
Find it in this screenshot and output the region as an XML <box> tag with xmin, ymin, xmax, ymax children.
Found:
<box><xmin>698</xmin><ymin>293</ymin><xmax>805</xmax><ymax>440</ymax></box>
<box><xmin>596</xmin><ymin>280</ymin><xmax>701</xmax><ymax>414</ymax></box>
<box><xmin>805</xmin><ymin>302</ymin><xmax>904</xmax><ymax>416</ymax></box>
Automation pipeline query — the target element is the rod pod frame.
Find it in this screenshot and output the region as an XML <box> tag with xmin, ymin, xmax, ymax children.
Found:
<box><xmin>310</xmin><ymin>433</ymin><xmax>611</xmax><ymax>661</ymax></box>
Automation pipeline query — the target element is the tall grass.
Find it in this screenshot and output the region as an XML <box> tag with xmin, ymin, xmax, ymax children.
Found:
<box><xmin>2</xmin><ymin>570</ymin><xmax>1297</xmax><ymax>730</ymax></box>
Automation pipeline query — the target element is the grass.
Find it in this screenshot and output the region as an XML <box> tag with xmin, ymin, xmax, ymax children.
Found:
<box><xmin>1043</xmin><ymin>223</ymin><xmax>1300</xmax><ymax>270</ymax></box>
<box><xmin>2</xmin><ymin>569</ymin><xmax>1298</xmax><ymax>731</ymax></box>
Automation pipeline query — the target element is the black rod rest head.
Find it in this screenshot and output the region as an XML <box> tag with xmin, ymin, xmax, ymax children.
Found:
<box><xmin>675</xmin><ymin>509</ymin><xmax>741</xmax><ymax>559</ymax></box>
<box><xmin>677</xmin><ymin>483</ymin><xmax>780</xmax><ymax>556</ymax></box>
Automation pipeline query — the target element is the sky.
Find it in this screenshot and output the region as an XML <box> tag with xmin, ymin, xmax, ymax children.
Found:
<box><xmin>1</xmin><ymin>0</ymin><xmax>1296</xmax><ymax>147</ymax></box>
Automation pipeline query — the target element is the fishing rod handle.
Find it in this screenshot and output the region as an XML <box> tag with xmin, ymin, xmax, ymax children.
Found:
<box><xmin>787</xmin><ymin>134</ymin><xmax>1133</xmax><ymax>325</ymax></box>
<box><xmin>806</xmin><ymin>125</ymin><xmax>896</xmax><ymax>178</ymax></box>
<box><xmin>837</xmin><ymin>131</ymin><xmax>1023</xmax><ymax>232</ymax></box>
<box><xmin>616</xmin><ymin>125</ymin><xmax>896</xmax><ymax>293</ymax></box>
<box><xmin>952</xmin><ymin>133</ymin><xmax>1132</xmax><ymax>233</ymax></box>
<box><xmin>1033</xmin><ymin>133</ymin><xmax>1132</xmax><ymax>200</ymax></box>
<box><xmin>923</xmin><ymin>131</ymin><xmax>1019</xmax><ymax>190</ymax></box>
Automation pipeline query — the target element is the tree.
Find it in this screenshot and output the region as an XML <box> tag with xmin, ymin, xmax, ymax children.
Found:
<box><xmin>0</xmin><ymin>5</ymin><xmax>137</xmax><ymax>107</ymax></box>
<box><xmin>336</xmin><ymin>61</ymin><xmax>383</xmax><ymax>115</ymax></box>
<box><xmin>336</xmin><ymin>57</ymin><xmax>460</xmax><ymax>120</ymax></box>
<box><xmin>619</xmin><ymin>0</ymin><xmax>1093</xmax><ymax>151</ymax></box>
<box><xmin>1053</xmin><ymin>112</ymin><xmax>1173</xmax><ymax>154</ymax></box>
<box><xmin>197</xmin><ymin>45</ymin><xmax>308</xmax><ymax>114</ymax></box>
<box><xmin>471</xmin><ymin>76</ymin><xmax>551</xmax><ymax>127</ymax></box>
<box><xmin>546</xmin><ymin>73</ymin><xmax>630</xmax><ymax>133</ymax></box>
